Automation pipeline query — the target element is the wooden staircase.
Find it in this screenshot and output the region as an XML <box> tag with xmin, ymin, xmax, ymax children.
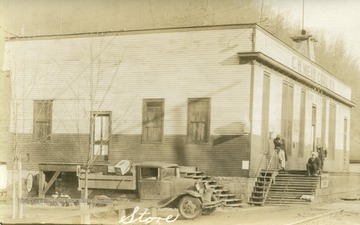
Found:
<box><xmin>248</xmin><ymin>170</ymin><xmax>278</xmax><ymax>206</ymax></box>
<box><xmin>249</xmin><ymin>170</ymin><xmax>320</xmax><ymax>206</ymax></box>
<box><xmin>265</xmin><ymin>170</ymin><xmax>319</xmax><ymax>205</ymax></box>
<box><xmin>180</xmin><ymin>169</ymin><xmax>243</xmax><ymax>207</ymax></box>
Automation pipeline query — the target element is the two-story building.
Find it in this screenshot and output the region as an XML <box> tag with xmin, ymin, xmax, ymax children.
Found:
<box><xmin>3</xmin><ymin>24</ymin><xmax>356</xmax><ymax>201</ymax></box>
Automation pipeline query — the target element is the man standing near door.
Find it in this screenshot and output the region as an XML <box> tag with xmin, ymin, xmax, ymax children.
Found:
<box><xmin>274</xmin><ymin>134</ymin><xmax>286</xmax><ymax>171</ymax></box>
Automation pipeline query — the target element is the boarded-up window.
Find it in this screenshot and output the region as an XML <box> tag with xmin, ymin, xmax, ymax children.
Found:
<box><xmin>33</xmin><ymin>100</ymin><xmax>53</xmax><ymax>141</ymax></box>
<box><xmin>188</xmin><ymin>98</ymin><xmax>210</xmax><ymax>143</ymax></box>
<box><xmin>142</xmin><ymin>99</ymin><xmax>164</xmax><ymax>143</ymax></box>
<box><xmin>92</xmin><ymin>112</ymin><xmax>111</xmax><ymax>159</ymax></box>
<box><xmin>328</xmin><ymin>104</ymin><xmax>336</xmax><ymax>160</ymax></box>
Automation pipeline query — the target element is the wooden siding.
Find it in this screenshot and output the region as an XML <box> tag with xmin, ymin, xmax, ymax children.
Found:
<box><xmin>6</xmin><ymin>28</ymin><xmax>253</xmax><ymax>135</ymax></box>
<box><xmin>5</xmin><ymin>27</ymin><xmax>254</xmax><ymax>177</ymax></box>
<box><xmin>8</xmin><ymin>134</ymin><xmax>250</xmax><ymax>177</ymax></box>
<box><xmin>252</xmin><ymin>63</ymin><xmax>352</xmax><ymax>172</ymax></box>
<box><xmin>255</xmin><ymin>28</ymin><xmax>352</xmax><ymax>100</ymax></box>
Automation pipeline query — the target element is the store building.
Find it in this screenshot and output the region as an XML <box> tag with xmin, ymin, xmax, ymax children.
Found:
<box><xmin>3</xmin><ymin>24</ymin><xmax>355</xmax><ymax>200</ymax></box>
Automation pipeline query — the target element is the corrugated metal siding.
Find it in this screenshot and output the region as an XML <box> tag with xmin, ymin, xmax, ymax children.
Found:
<box><xmin>6</xmin><ymin>27</ymin><xmax>254</xmax><ymax>177</ymax></box>
<box><xmin>255</xmin><ymin>28</ymin><xmax>352</xmax><ymax>100</ymax></box>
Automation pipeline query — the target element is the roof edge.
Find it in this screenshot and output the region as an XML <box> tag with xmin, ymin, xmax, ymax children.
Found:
<box><xmin>5</xmin><ymin>23</ymin><xmax>257</xmax><ymax>41</ymax></box>
<box><xmin>238</xmin><ymin>52</ymin><xmax>355</xmax><ymax>108</ymax></box>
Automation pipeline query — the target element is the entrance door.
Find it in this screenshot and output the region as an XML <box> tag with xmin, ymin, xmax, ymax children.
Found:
<box><xmin>311</xmin><ymin>105</ymin><xmax>317</xmax><ymax>152</ymax></box>
<box><xmin>343</xmin><ymin>118</ymin><xmax>348</xmax><ymax>170</ymax></box>
<box><xmin>281</xmin><ymin>82</ymin><xmax>294</xmax><ymax>158</ymax></box>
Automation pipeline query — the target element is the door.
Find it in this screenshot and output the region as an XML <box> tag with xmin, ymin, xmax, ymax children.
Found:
<box><xmin>138</xmin><ymin>167</ymin><xmax>170</xmax><ymax>200</ymax></box>
<box><xmin>343</xmin><ymin>118</ymin><xmax>348</xmax><ymax>170</ymax></box>
<box><xmin>281</xmin><ymin>82</ymin><xmax>294</xmax><ymax>157</ymax></box>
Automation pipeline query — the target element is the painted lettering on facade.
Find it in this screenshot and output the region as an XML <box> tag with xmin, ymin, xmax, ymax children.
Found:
<box><xmin>292</xmin><ymin>56</ymin><xmax>335</xmax><ymax>91</ymax></box>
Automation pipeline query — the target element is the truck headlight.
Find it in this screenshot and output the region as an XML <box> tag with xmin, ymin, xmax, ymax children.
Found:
<box><xmin>195</xmin><ymin>182</ymin><xmax>204</xmax><ymax>194</ymax></box>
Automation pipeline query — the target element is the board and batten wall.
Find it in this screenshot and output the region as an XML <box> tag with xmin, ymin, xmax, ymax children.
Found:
<box><xmin>5</xmin><ymin>27</ymin><xmax>255</xmax><ymax>177</ymax></box>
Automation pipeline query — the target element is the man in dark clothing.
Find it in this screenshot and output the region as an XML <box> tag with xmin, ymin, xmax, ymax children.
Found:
<box><xmin>306</xmin><ymin>152</ymin><xmax>320</xmax><ymax>176</ymax></box>
<box><xmin>317</xmin><ymin>145</ymin><xmax>327</xmax><ymax>171</ymax></box>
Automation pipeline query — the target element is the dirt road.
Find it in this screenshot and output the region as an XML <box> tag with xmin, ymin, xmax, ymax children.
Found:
<box><xmin>0</xmin><ymin>199</ymin><xmax>359</xmax><ymax>224</ymax></box>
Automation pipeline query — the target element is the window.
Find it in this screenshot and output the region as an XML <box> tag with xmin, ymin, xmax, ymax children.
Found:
<box><xmin>92</xmin><ymin>112</ymin><xmax>111</xmax><ymax>159</ymax></box>
<box><xmin>142</xmin><ymin>99</ymin><xmax>164</xmax><ymax>143</ymax></box>
<box><xmin>33</xmin><ymin>100</ymin><xmax>53</xmax><ymax>141</ymax></box>
<box><xmin>188</xmin><ymin>98</ymin><xmax>211</xmax><ymax>143</ymax></box>
<box><xmin>140</xmin><ymin>168</ymin><xmax>159</xmax><ymax>180</ymax></box>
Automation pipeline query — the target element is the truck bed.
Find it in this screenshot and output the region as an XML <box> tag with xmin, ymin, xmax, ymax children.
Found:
<box><xmin>78</xmin><ymin>168</ymin><xmax>136</xmax><ymax>190</ymax></box>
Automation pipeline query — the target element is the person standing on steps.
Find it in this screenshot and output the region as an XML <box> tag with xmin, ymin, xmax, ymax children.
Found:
<box><xmin>317</xmin><ymin>144</ymin><xmax>327</xmax><ymax>173</ymax></box>
<box><xmin>273</xmin><ymin>134</ymin><xmax>286</xmax><ymax>171</ymax></box>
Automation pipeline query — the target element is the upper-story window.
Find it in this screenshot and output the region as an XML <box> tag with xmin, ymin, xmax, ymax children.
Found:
<box><xmin>33</xmin><ymin>100</ymin><xmax>53</xmax><ymax>141</ymax></box>
<box><xmin>187</xmin><ymin>98</ymin><xmax>211</xmax><ymax>143</ymax></box>
<box><xmin>142</xmin><ymin>99</ymin><xmax>164</xmax><ymax>143</ymax></box>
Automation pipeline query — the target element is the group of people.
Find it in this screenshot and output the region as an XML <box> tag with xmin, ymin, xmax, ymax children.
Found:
<box><xmin>273</xmin><ymin>134</ymin><xmax>327</xmax><ymax>176</ymax></box>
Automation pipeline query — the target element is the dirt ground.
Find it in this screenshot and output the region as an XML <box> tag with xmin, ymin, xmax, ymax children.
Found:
<box><xmin>0</xmin><ymin>199</ymin><xmax>359</xmax><ymax>225</ymax></box>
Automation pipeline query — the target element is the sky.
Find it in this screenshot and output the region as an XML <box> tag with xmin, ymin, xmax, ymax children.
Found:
<box><xmin>3</xmin><ymin>0</ymin><xmax>359</xmax><ymax>65</ymax></box>
<box><xmin>267</xmin><ymin>0</ymin><xmax>360</xmax><ymax>64</ymax></box>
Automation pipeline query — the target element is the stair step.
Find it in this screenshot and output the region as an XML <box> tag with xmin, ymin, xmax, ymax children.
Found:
<box><xmin>180</xmin><ymin>171</ymin><xmax>203</xmax><ymax>175</ymax></box>
<box><xmin>215</xmin><ymin>194</ymin><xmax>236</xmax><ymax>198</ymax></box>
<box><xmin>266</xmin><ymin>202</ymin><xmax>311</xmax><ymax>205</ymax></box>
<box><xmin>275</xmin><ymin>179</ymin><xmax>318</xmax><ymax>182</ymax></box>
<box><xmin>255</xmin><ymin>181</ymin><xmax>272</xmax><ymax>185</ymax></box>
<box><xmin>268</xmin><ymin>193</ymin><xmax>315</xmax><ymax>197</ymax></box>
<box><xmin>223</xmin><ymin>203</ymin><xmax>243</xmax><ymax>207</ymax></box>
<box><xmin>222</xmin><ymin>198</ymin><xmax>242</xmax><ymax>203</ymax></box>
<box><xmin>248</xmin><ymin>201</ymin><xmax>264</xmax><ymax>206</ymax></box>
<box><xmin>271</xmin><ymin>183</ymin><xmax>317</xmax><ymax>187</ymax></box>
<box><xmin>270</xmin><ymin>187</ymin><xmax>316</xmax><ymax>191</ymax></box>
<box><xmin>209</xmin><ymin>184</ymin><xmax>224</xmax><ymax>189</ymax></box>
<box><xmin>250</xmin><ymin>196</ymin><xmax>265</xmax><ymax>200</ymax></box>
<box><xmin>181</xmin><ymin>167</ymin><xmax>242</xmax><ymax>208</ymax></box>
<box><xmin>185</xmin><ymin>175</ymin><xmax>210</xmax><ymax>180</ymax></box>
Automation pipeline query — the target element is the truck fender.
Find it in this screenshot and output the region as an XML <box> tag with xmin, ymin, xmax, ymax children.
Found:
<box><xmin>157</xmin><ymin>190</ymin><xmax>202</xmax><ymax>208</ymax></box>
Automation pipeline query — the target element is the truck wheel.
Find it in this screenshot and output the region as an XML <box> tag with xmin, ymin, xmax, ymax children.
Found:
<box><xmin>91</xmin><ymin>195</ymin><xmax>111</xmax><ymax>218</ymax></box>
<box><xmin>178</xmin><ymin>196</ymin><xmax>202</xmax><ymax>220</ymax></box>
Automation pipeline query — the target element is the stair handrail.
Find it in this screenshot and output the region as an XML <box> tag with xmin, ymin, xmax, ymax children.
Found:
<box><xmin>254</xmin><ymin>138</ymin><xmax>273</xmax><ymax>181</ymax></box>
<box><xmin>259</xmin><ymin>149</ymin><xmax>278</xmax><ymax>206</ymax></box>
<box><xmin>254</xmin><ymin>153</ymin><xmax>266</xmax><ymax>182</ymax></box>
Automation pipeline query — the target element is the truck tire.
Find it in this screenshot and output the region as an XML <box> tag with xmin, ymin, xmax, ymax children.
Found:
<box><xmin>91</xmin><ymin>195</ymin><xmax>111</xmax><ymax>218</ymax></box>
<box><xmin>178</xmin><ymin>196</ymin><xmax>202</xmax><ymax>220</ymax></box>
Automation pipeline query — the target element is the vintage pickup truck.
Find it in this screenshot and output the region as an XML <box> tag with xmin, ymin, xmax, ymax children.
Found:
<box><xmin>77</xmin><ymin>161</ymin><xmax>221</xmax><ymax>219</ymax></box>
